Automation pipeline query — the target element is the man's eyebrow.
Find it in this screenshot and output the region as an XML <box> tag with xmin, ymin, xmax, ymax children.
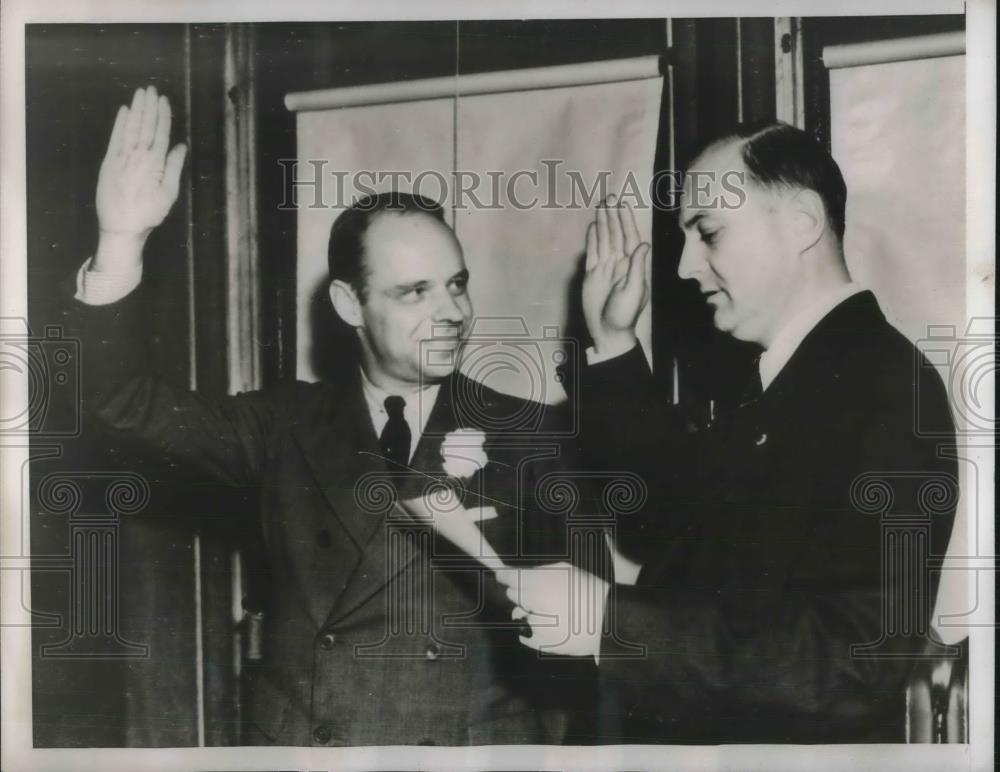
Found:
<box><xmin>392</xmin><ymin>279</ymin><xmax>431</xmax><ymax>294</ymax></box>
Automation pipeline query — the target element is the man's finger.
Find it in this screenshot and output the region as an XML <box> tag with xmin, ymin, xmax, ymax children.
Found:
<box><xmin>505</xmin><ymin>586</ymin><xmax>521</xmax><ymax>606</ymax></box>
<box><xmin>611</xmin><ymin>255</ymin><xmax>628</xmax><ymax>285</ymax></box>
<box><xmin>105</xmin><ymin>105</ymin><xmax>128</xmax><ymax>161</ymax></box>
<box><xmin>518</xmin><ymin>635</ymin><xmax>540</xmax><ymax>651</ymax></box>
<box><xmin>122</xmin><ymin>87</ymin><xmax>145</xmax><ymax>150</ymax></box>
<box><xmin>625</xmin><ymin>243</ymin><xmax>650</xmax><ymax>296</ymax></box>
<box><xmin>151</xmin><ymin>95</ymin><xmax>171</xmax><ymax>163</ymax></box>
<box><xmin>138</xmin><ymin>85</ymin><xmax>159</xmax><ymax>149</ymax></box>
<box><xmin>585</xmin><ymin>222</ymin><xmax>598</xmax><ymax>270</ymax></box>
<box><xmin>596</xmin><ymin>199</ymin><xmax>610</xmax><ymax>264</ymax></box>
<box><xmin>621</xmin><ymin>201</ymin><xmax>641</xmax><ymax>256</ymax></box>
<box><xmin>160</xmin><ymin>143</ymin><xmax>187</xmax><ymax>203</ymax></box>
<box><xmin>511</xmin><ymin>605</ymin><xmax>528</xmax><ymax>621</ymax></box>
<box><xmin>526</xmin><ymin>610</ymin><xmax>559</xmax><ymax>627</ymax></box>
<box><xmin>606</xmin><ymin>194</ymin><xmax>624</xmax><ymax>258</ymax></box>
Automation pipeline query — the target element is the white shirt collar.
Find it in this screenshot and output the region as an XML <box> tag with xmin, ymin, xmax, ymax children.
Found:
<box><xmin>359</xmin><ymin>368</ymin><xmax>441</xmax><ymax>461</ymax></box>
<box><xmin>759</xmin><ymin>282</ymin><xmax>863</xmax><ymax>390</ymax></box>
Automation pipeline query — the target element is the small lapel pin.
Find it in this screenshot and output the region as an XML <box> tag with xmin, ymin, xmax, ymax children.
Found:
<box><xmin>755</xmin><ymin>433</ymin><xmax>768</xmax><ymax>446</ymax></box>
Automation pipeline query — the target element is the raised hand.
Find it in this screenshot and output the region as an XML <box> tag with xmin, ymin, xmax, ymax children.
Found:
<box><xmin>581</xmin><ymin>195</ymin><xmax>651</xmax><ymax>356</ymax></box>
<box><xmin>93</xmin><ymin>86</ymin><xmax>187</xmax><ymax>272</ymax></box>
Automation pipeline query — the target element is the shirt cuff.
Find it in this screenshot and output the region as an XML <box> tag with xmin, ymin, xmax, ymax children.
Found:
<box><xmin>604</xmin><ymin>532</ymin><xmax>642</xmax><ymax>586</ymax></box>
<box><xmin>593</xmin><ymin>580</ymin><xmax>612</xmax><ymax>665</ymax></box>
<box><xmin>585</xmin><ymin>341</ymin><xmax>638</xmax><ymax>366</ymax></box>
<box><xmin>74</xmin><ymin>257</ymin><xmax>142</xmax><ymax>305</ymax></box>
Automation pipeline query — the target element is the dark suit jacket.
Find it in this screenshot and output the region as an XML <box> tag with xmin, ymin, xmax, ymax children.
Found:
<box><xmin>575</xmin><ymin>291</ymin><xmax>957</xmax><ymax>743</ymax></box>
<box><xmin>66</xmin><ymin>285</ymin><xmax>596</xmax><ymax>746</ymax></box>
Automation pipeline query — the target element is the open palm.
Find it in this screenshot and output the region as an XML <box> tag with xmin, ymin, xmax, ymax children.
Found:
<box><xmin>581</xmin><ymin>197</ymin><xmax>650</xmax><ymax>352</ymax></box>
<box><xmin>96</xmin><ymin>85</ymin><xmax>186</xmax><ymax>238</ymax></box>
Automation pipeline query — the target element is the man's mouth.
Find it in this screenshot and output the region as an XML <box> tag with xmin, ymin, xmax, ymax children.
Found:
<box><xmin>423</xmin><ymin>330</ymin><xmax>465</xmax><ymax>368</ymax></box>
<box><xmin>424</xmin><ymin>328</ymin><xmax>466</xmax><ymax>355</ymax></box>
<box><xmin>428</xmin><ymin>328</ymin><xmax>463</xmax><ymax>343</ymax></box>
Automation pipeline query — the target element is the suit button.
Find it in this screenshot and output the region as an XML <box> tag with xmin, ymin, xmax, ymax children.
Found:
<box><xmin>313</xmin><ymin>724</ymin><xmax>332</xmax><ymax>744</ymax></box>
<box><xmin>318</xmin><ymin>632</ymin><xmax>337</xmax><ymax>650</ymax></box>
<box><xmin>317</xmin><ymin>529</ymin><xmax>332</xmax><ymax>548</ymax></box>
<box><xmin>425</xmin><ymin>644</ymin><xmax>439</xmax><ymax>661</ymax></box>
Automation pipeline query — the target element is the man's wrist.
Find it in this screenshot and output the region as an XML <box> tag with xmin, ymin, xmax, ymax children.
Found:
<box><xmin>586</xmin><ymin>333</ymin><xmax>638</xmax><ymax>366</ymax></box>
<box><xmin>592</xmin><ymin>331</ymin><xmax>637</xmax><ymax>358</ymax></box>
<box><xmin>93</xmin><ymin>230</ymin><xmax>148</xmax><ymax>273</ymax></box>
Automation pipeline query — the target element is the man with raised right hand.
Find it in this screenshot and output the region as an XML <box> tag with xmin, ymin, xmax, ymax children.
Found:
<box><xmin>68</xmin><ymin>85</ymin><xmax>591</xmax><ymax>747</ymax></box>
<box><xmin>507</xmin><ymin>123</ymin><xmax>957</xmax><ymax>743</ymax></box>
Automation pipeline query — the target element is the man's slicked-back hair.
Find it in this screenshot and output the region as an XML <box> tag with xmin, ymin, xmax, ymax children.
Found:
<box><xmin>697</xmin><ymin>122</ymin><xmax>848</xmax><ymax>243</ymax></box>
<box><xmin>327</xmin><ymin>191</ymin><xmax>447</xmax><ymax>301</ymax></box>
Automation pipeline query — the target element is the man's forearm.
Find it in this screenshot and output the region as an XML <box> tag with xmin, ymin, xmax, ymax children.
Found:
<box><xmin>574</xmin><ymin>345</ymin><xmax>690</xmax><ymax>558</ymax></box>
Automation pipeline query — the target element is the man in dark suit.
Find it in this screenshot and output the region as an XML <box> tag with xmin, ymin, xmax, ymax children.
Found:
<box><xmin>506</xmin><ymin>123</ymin><xmax>957</xmax><ymax>743</ymax></box>
<box><xmin>67</xmin><ymin>85</ymin><xmax>591</xmax><ymax>746</ymax></box>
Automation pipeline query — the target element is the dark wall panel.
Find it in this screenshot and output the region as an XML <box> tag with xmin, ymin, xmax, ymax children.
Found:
<box><xmin>27</xmin><ymin>23</ymin><xmax>232</xmax><ymax>747</ymax></box>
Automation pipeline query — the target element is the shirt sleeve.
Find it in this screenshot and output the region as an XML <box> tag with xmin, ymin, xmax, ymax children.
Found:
<box><xmin>584</xmin><ymin>339</ymin><xmax>638</xmax><ymax>366</ymax></box>
<box><xmin>74</xmin><ymin>257</ymin><xmax>142</xmax><ymax>305</ymax></box>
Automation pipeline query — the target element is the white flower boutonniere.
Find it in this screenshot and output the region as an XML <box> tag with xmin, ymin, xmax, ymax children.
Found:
<box><xmin>440</xmin><ymin>428</ymin><xmax>488</xmax><ymax>479</ymax></box>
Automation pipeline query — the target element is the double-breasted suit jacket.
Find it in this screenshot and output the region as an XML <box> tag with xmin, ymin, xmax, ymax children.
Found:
<box><xmin>66</xmin><ymin>285</ymin><xmax>592</xmax><ymax>746</ymax></box>
<box><xmin>573</xmin><ymin>291</ymin><xmax>957</xmax><ymax>744</ymax></box>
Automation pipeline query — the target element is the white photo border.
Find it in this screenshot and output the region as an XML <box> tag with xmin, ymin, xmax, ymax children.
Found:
<box><xmin>1</xmin><ymin>1</ymin><xmax>992</xmax><ymax>771</ymax></box>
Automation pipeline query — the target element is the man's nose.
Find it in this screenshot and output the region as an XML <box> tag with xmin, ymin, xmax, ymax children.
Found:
<box><xmin>677</xmin><ymin>240</ymin><xmax>706</xmax><ymax>281</ymax></box>
<box><xmin>432</xmin><ymin>290</ymin><xmax>467</xmax><ymax>324</ymax></box>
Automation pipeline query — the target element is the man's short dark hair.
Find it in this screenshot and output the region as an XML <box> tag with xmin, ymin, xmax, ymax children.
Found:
<box><xmin>697</xmin><ymin>122</ymin><xmax>848</xmax><ymax>243</ymax></box>
<box><xmin>327</xmin><ymin>192</ymin><xmax>447</xmax><ymax>301</ymax></box>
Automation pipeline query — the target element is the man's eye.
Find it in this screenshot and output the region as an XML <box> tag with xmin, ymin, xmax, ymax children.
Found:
<box><xmin>401</xmin><ymin>286</ymin><xmax>428</xmax><ymax>302</ymax></box>
<box><xmin>700</xmin><ymin>229</ymin><xmax>719</xmax><ymax>246</ymax></box>
<box><xmin>449</xmin><ymin>278</ymin><xmax>468</xmax><ymax>295</ymax></box>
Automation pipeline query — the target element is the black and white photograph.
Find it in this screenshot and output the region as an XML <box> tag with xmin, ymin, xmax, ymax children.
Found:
<box><xmin>1</xmin><ymin>1</ymin><xmax>994</xmax><ymax>770</ymax></box>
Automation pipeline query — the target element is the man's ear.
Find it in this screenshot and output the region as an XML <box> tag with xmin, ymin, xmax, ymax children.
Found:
<box><xmin>329</xmin><ymin>280</ymin><xmax>363</xmax><ymax>327</ymax></box>
<box><xmin>789</xmin><ymin>188</ymin><xmax>826</xmax><ymax>253</ymax></box>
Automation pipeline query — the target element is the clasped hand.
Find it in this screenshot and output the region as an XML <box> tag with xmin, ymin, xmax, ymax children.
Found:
<box><xmin>497</xmin><ymin>562</ymin><xmax>609</xmax><ymax>658</ymax></box>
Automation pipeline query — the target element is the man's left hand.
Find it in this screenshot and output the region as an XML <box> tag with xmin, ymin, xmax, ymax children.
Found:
<box><xmin>500</xmin><ymin>562</ymin><xmax>609</xmax><ymax>658</ymax></box>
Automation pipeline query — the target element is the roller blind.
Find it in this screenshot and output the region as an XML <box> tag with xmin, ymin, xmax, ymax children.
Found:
<box><xmin>827</xmin><ymin>41</ymin><xmax>968</xmax><ymax>643</ymax></box>
<box><xmin>288</xmin><ymin>58</ymin><xmax>663</xmax><ymax>402</ymax></box>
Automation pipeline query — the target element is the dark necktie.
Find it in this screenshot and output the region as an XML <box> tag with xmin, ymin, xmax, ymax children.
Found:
<box><xmin>379</xmin><ymin>396</ymin><xmax>411</xmax><ymax>471</ymax></box>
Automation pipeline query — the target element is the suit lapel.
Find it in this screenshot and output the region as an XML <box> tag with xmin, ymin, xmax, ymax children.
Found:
<box><xmin>291</xmin><ymin>374</ymin><xmax>386</xmax><ymax>550</ymax></box>
<box><xmin>321</xmin><ymin>375</ymin><xmax>464</xmax><ymax>627</ymax></box>
<box><xmin>763</xmin><ymin>290</ymin><xmax>882</xmax><ymax>402</ymax></box>
<box><xmin>407</xmin><ymin>375</ymin><xmax>460</xmax><ymax>484</ymax></box>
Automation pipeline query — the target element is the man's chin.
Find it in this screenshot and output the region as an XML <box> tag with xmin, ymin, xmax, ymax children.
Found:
<box><xmin>713</xmin><ymin>314</ymin><xmax>759</xmax><ymax>344</ymax></box>
<box><xmin>711</xmin><ymin>307</ymin><xmax>734</xmax><ymax>333</ymax></box>
<box><xmin>421</xmin><ymin>341</ymin><xmax>465</xmax><ymax>372</ymax></box>
<box><xmin>417</xmin><ymin>362</ymin><xmax>459</xmax><ymax>385</ymax></box>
